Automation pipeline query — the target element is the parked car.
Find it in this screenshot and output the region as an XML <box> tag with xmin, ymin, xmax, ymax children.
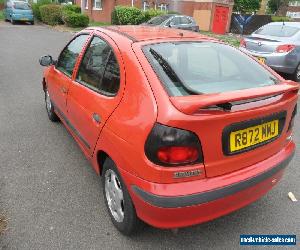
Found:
<box><xmin>142</xmin><ymin>14</ymin><xmax>199</xmax><ymax>32</ymax></box>
<box><xmin>39</xmin><ymin>26</ymin><xmax>298</xmax><ymax>235</ymax></box>
<box><xmin>240</xmin><ymin>22</ymin><xmax>300</xmax><ymax>82</ymax></box>
<box><xmin>4</xmin><ymin>0</ymin><xmax>34</xmax><ymax>25</ymax></box>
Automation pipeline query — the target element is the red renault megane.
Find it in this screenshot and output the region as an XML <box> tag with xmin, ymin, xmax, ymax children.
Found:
<box><xmin>39</xmin><ymin>26</ymin><xmax>299</xmax><ymax>235</ymax></box>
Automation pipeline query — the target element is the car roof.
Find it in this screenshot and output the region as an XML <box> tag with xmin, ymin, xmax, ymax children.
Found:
<box><xmin>266</xmin><ymin>22</ymin><xmax>300</xmax><ymax>27</ymax></box>
<box><xmin>87</xmin><ymin>26</ymin><xmax>204</xmax><ymax>42</ymax></box>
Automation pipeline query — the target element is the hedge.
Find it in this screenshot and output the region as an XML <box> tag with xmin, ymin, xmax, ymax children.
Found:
<box><xmin>271</xmin><ymin>16</ymin><xmax>292</xmax><ymax>22</ymax></box>
<box><xmin>111</xmin><ymin>6</ymin><xmax>146</xmax><ymax>25</ymax></box>
<box><xmin>144</xmin><ymin>9</ymin><xmax>165</xmax><ymax>22</ymax></box>
<box><xmin>39</xmin><ymin>4</ymin><xmax>63</xmax><ymax>25</ymax></box>
<box><xmin>63</xmin><ymin>11</ymin><xmax>89</xmax><ymax>27</ymax></box>
<box><xmin>32</xmin><ymin>0</ymin><xmax>52</xmax><ymax>21</ymax></box>
<box><xmin>62</xmin><ymin>4</ymin><xmax>81</xmax><ymax>14</ymax></box>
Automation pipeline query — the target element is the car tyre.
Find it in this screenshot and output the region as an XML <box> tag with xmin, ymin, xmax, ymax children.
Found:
<box><xmin>102</xmin><ymin>158</ymin><xmax>142</xmax><ymax>236</ymax></box>
<box><xmin>30</xmin><ymin>21</ymin><xmax>34</xmax><ymax>25</ymax></box>
<box><xmin>11</xmin><ymin>18</ymin><xmax>15</xmax><ymax>25</ymax></box>
<box><xmin>293</xmin><ymin>63</ymin><xmax>300</xmax><ymax>82</ymax></box>
<box><xmin>44</xmin><ymin>89</ymin><xmax>59</xmax><ymax>122</ymax></box>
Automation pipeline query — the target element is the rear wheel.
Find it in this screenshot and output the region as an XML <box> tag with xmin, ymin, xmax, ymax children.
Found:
<box><xmin>293</xmin><ymin>64</ymin><xmax>300</xmax><ymax>82</ymax></box>
<box><xmin>45</xmin><ymin>89</ymin><xmax>59</xmax><ymax>122</ymax></box>
<box><xmin>102</xmin><ymin>158</ymin><xmax>142</xmax><ymax>235</ymax></box>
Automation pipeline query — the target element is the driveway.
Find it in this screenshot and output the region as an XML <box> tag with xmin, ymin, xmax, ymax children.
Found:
<box><xmin>0</xmin><ymin>22</ymin><xmax>299</xmax><ymax>250</ymax></box>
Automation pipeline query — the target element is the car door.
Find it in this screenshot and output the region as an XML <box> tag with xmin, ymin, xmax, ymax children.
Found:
<box><xmin>46</xmin><ymin>34</ymin><xmax>90</xmax><ymax>116</ymax></box>
<box><xmin>66</xmin><ymin>33</ymin><xmax>124</xmax><ymax>155</ymax></box>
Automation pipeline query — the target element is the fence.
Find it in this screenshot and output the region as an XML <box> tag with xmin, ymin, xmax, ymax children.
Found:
<box><xmin>230</xmin><ymin>14</ymin><xmax>272</xmax><ymax>35</ymax></box>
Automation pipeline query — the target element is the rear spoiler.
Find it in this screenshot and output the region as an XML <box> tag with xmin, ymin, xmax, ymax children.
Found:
<box><xmin>170</xmin><ymin>81</ymin><xmax>299</xmax><ymax>115</ymax></box>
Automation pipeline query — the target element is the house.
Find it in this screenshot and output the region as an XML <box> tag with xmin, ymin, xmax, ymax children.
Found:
<box><xmin>277</xmin><ymin>0</ymin><xmax>300</xmax><ymax>19</ymax></box>
<box><xmin>75</xmin><ymin>0</ymin><xmax>234</xmax><ymax>33</ymax></box>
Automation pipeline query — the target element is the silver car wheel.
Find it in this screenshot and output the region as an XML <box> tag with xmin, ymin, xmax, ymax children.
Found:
<box><xmin>45</xmin><ymin>90</ymin><xmax>52</xmax><ymax>112</ymax></box>
<box><xmin>105</xmin><ymin>169</ymin><xmax>125</xmax><ymax>223</ymax></box>
<box><xmin>296</xmin><ymin>65</ymin><xmax>300</xmax><ymax>80</ymax></box>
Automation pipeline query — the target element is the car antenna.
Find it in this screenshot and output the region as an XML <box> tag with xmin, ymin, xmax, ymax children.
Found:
<box><xmin>178</xmin><ymin>32</ymin><xmax>184</xmax><ymax>37</ymax></box>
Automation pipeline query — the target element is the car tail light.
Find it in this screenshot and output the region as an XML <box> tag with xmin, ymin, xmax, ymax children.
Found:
<box><xmin>145</xmin><ymin>123</ymin><xmax>203</xmax><ymax>166</ymax></box>
<box><xmin>288</xmin><ymin>104</ymin><xmax>297</xmax><ymax>131</ymax></box>
<box><xmin>240</xmin><ymin>39</ymin><xmax>246</xmax><ymax>48</ymax></box>
<box><xmin>276</xmin><ymin>44</ymin><xmax>295</xmax><ymax>53</ymax></box>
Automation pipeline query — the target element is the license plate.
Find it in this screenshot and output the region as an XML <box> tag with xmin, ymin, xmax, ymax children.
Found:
<box><xmin>229</xmin><ymin>120</ymin><xmax>279</xmax><ymax>152</ymax></box>
<box><xmin>256</xmin><ymin>57</ymin><xmax>266</xmax><ymax>64</ymax></box>
<box><xmin>21</xmin><ymin>18</ymin><xmax>29</xmax><ymax>21</ymax></box>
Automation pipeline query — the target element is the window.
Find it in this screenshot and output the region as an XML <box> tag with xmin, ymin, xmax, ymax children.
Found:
<box><xmin>143</xmin><ymin>1</ymin><xmax>150</xmax><ymax>11</ymax></box>
<box><xmin>76</xmin><ymin>36</ymin><xmax>120</xmax><ymax>95</ymax></box>
<box><xmin>84</xmin><ymin>0</ymin><xmax>88</xmax><ymax>9</ymax></box>
<box><xmin>56</xmin><ymin>35</ymin><xmax>89</xmax><ymax>77</ymax></box>
<box><xmin>289</xmin><ymin>1</ymin><xmax>300</xmax><ymax>6</ymax></box>
<box><xmin>158</xmin><ymin>3</ymin><xmax>167</xmax><ymax>11</ymax></box>
<box><xmin>93</xmin><ymin>0</ymin><xmax>102</xmax><ymax>10</ymax></box>
<box><xmin>147</xmin><ymin>15</ymin><xmax>170</xmax><ymax>25</ymax></box>
<box><xmin>144</xmin><ymin>42</ymin><xmax>278</xmax><ymax>96</ymax></box>
<box><xmin>171</xmin><ymin>17</ymin><xmax>181</xmax><ymax>25</ymax></box>
<box><xmin>100</xmin><ymin>53</ymin><xmax>120</xmax><ymax>95</ymax></box>
<box><xmin>180</xmin><ymin>17</ymin><xmax>192</xmax><ymax>25</ymax></box>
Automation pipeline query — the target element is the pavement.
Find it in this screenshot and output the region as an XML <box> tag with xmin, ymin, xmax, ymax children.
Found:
<box><xmin>0</xmin><ymin>22</ymin><xmax>299</xmax><ymax>250</ymax></box>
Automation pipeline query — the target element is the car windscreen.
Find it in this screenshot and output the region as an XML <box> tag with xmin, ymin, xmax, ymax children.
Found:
<box><xmin>13</xmin><ymin>2</ymin><xmax>31</xmax><ymax>9</ymax></box>
<box><xmin>143</xmin><ymin>42</ymin><xmax>278</xmax><ymax>96</ymax></box>
<box><xmin>147</xmin><ymin>15</ymin><xmax>170</xmax><ymax>25</ymax></box>
<box><xmin>255</xmin><ymin>24</ymin><xmax>299</xmax><ymax>37</ymax></box>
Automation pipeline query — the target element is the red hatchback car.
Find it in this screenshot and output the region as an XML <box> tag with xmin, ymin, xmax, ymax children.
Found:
<box><xmin>40</xmin><ymin>26</ymin><xmax>299</xmax><ymax>235</ymax></box>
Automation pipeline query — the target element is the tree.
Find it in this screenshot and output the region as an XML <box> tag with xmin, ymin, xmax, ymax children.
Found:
<box><xmin>233</xmin><ymin>0</ymin><xmax>261</xmax><ymax>14</ymax></box>
<box><xmin>267</xmin><ymin>0</ymin><xmax>289</xmax><ymax>14</ymax></box>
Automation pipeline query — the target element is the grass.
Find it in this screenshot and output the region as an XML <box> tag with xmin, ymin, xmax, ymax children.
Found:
<box><xmin>200</xmin><ymin>31</ymin><xmax>241</xmax><ymax>47</ymax></box>
<box><xmin>0</xmin><ymin>10</ymin><xmax>4</xmax><ymax>21</ymax></box>
<box><xmin>0</xmin><ymin>214</ymin><xmax>7</xmax><ymax>234</ymax></box>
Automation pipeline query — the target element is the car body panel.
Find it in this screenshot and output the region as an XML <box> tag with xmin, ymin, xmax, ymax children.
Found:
<box><xmin>240</xmin><ymin>22</ymin><xmax>300</xmax><ymax>74</ymax></box>
<box><xmin>4</xmin><ymin>0</ymin><xmax>33</xmax><ymax>22</ymax></box>
<box><xmin>42</xmin><ymin>26</ymin><xmax>299</xmax><ymax>229</ymax></box>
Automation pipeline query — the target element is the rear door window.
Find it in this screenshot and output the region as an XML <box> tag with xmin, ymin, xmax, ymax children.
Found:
<box><xmin>76</xmin><ymin>36</ymin><xmax>120</xmax><ymax>96</ymax></box>
<box><xmin>143</xmin><ymin>42</ymin><xmax>278</xmax><ymax>96</ymax></box>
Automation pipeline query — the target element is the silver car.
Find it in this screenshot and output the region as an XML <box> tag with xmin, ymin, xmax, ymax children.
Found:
<box><xmin>142</xmin><ymin>14</ymin><xmax>200</xmax><ymax>32</ymax></box>
<box><xmin>240</xmin><ymin>22</ymin><xmax>300</xmax><ymax>82</ymax></box>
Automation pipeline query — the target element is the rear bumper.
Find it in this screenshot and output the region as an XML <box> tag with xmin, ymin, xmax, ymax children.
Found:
<box><xmin>121</xmin><ymin>141</ymin><xmax>295</xmax><ymax>229</ymax></box>
<box><xmin>240</xmin><ymin>47</ymin><xmax>298</xmax><ymax>74</ymax></box>
<box><xmin>12</xmin><ymin>14</ymin><xmax>34</xmax><ymax>21</ymax></box>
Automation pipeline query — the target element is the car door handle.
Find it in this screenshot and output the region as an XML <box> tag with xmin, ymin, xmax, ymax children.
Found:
<box><xmin>60</xmin><ymin>86</ymin><xmax>67</xmax><ymax>94</ymax></box>
<box><xmin>92</xmin><ymin>113</ymin><xmax>101</xmax><ymax>123</ymax></box>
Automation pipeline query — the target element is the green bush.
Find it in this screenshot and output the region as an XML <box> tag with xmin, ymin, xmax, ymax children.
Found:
<box><xmin>111</xmin><ymin>6</ymin><xmax>146</xmax><ymax>25</ymax></box>
<box><xmin>63</xmin><ymin>11</ymin><xmax>89</xmax><ymax>27</ymax></box>
<box><xmin>62</xmin><ymin>4</ymin><xmax>81</xmax><ymax>14</ymax></box>
<box><xmin>39</xmin><ymin>4</ymin><xmax>63</xmax><ymax>25</ymax></box>
<box><xmin>144</xmin><ymin>9</ymin><xmax>165</xmax><ymax>22</ymax></box>
<box><xmin>271</xmin><ymin>16</ymin><xmax>292</xmax><ymax>22</ymax></box>
<box><xmin>31</xmin><ymin>0</ymin><xmax>52</xmax><ymax>21</ymax></box>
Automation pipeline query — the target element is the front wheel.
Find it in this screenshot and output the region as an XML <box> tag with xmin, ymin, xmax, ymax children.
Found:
<box><xmin>11</xmin><ymin>18</ymin><xmax>15</xmax><ymax>25</ymax></box>
<box><xmin>293</xmin><ymin>64</ymin><xmax>300</xmax><ymax>82</ymax></box>
<box><xmin>102</xmin><ymin>158</ymin><xmax>142</xmax><ymax>235</ymax></box>
<box><xmin>44</xmin><ymin>89</ymin><xmax>59</xmax><ymax>122</ymax></box>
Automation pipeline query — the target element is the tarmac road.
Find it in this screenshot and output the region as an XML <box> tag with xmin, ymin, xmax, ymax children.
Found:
<box><xmin>0</xmin><ymin>22</ymin><xmax>299</xmax><ymax>250</ymax></box>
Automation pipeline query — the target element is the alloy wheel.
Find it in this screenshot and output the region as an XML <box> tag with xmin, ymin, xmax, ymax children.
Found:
<box><xmin>105</xmin><ymin>169</ymin><xmax>125</xmax><ymax>223</ymax></box>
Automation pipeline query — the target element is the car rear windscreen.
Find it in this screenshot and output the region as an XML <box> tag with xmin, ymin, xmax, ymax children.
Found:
<box><xmin>14</xmin><ymin>2</ymin><xmax>30</xmax><ymax>10</ymax></box>
<box><xmin>255</xmin><ymin>25</ymin><xmax>299</xmax><ymax>37</ymax></box>
<box><xmin>147</xmin><ymin>15</ymin><xmax>170</xmax><ymax>25</ymax></box>
<box><xmin>143</xmin><ymin>42</ymin><xmax>278</xmax><ymax>96</ymax></box>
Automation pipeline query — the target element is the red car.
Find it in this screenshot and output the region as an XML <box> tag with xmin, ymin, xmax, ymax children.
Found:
<box><xmin>39</xmin><ymin>26</ymin><xmax>299</xmax><ymax>235</ymax></box>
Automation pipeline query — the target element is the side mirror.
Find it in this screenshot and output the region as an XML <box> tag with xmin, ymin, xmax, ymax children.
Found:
<box><xmin>39</xmin><ymin>55</ymin><xmax>53</xmax><ymax>67</ymax></box>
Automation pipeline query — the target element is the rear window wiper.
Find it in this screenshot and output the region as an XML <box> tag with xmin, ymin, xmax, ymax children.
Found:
<box><xmin>149</xmin><ymin>48</ymin><xmax>201</xmax><ymax>95</ymax></box>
